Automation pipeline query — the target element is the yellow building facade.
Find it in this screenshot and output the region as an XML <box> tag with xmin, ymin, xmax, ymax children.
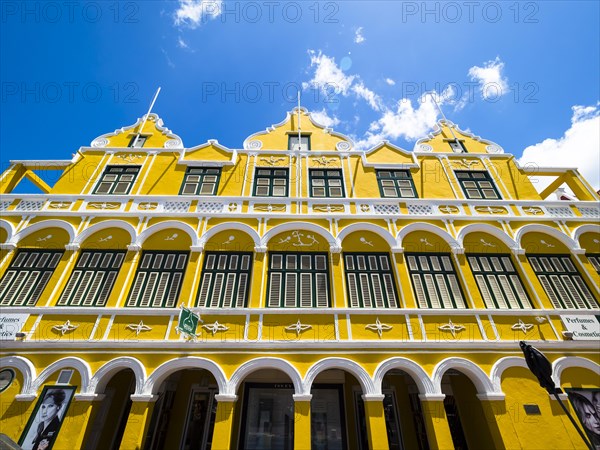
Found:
<box><xmin>0</xmin><ymin>108</ymin><xmax>599</xmax><ymax>450</ymax></box>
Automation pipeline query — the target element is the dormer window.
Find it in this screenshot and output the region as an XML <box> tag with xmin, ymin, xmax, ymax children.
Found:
<box><xmin>129</xmin><ymin>135</ymin><xmax>147</xmax><ymax>148</ymax></box>
<box><xmin>449</xmin><ymin>140</ymin><xmax>467</xmax><ymax>153</ymax></box>
<box><xmin>289</xmin><ymin>135</ymin><xmax>310</xmax><ymax>151</ymax></box>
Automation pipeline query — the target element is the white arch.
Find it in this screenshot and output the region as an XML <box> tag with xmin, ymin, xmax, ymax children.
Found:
<box><xmin>0</xmin><ymin>220</ymin><xmax>15</xmax><ymax>242</ymax></box>
<box><xmin>489</xmin><ymin>357</ymin><xmax>529</xmax><ymax>392</ymax></box>
<box><xmin>144</xmin><ymin>357</ymin><xmax>227</xmax><ymax>396</ymax></box>
<box><xmin>456</xmin><ymin>223</ymin><xmax>519</xmax><ymax>251</ymax></box>
<box><xmin>9</xmin><ymin>220</ymin><xmax>76</xmax><ymax>245</ymax></box>
<box><xmin>514</xmin><ymin>224</ymin><xmax>580</xmax><ymax>251</ymax></box>
<box><xmin>136</xmin><ymin>220</ymin><xmax>199</xmax><ymax>247</ymax></box>
<box><xmin>336</xmin><ymin>223</ymin><xmax>398</xmax><ymax>250</ymax></box>
<box><xmin>572</xmin><ymin>224</ymin><xmax>600</xmax><ymax>246</ymax></box>
<box><xmin>200</xmin><ymin>222</ymin><xmax>261</xmax><ymax>247</ymax></box>
<box><xmin>228</xmin><ymin>357</ymin><xmax>303</xmax><ymax>395</ymax></box>
<box><xmin>30</xmin><ymin>357</ymin><xmax>91</xmax><ymax>395</ymax></box>
<box><xmin>432</xmin><ymin>357</ymin><xmax>498</xmax><ymax>396</ymax></box>
<box><xmin>73</xmin><ymin>220</ymin><xmax>137</xmax><ymax>246</ymax></box>
<box><xmin>373</xmin><ymin>357</ymin><xmax>437</xmax><ymax>396</ymax></box>
<box><xmin>0</xmin><ymin>356</ymin><xmax>36</xmax><ymax>395</ymax></box>
<box><xmin>397</xmin><ymin>223</ymin><xmax>461</xmax><ymax>251</ymax></box>
<box><xmin>552</xmin><ymin>356</ymin><xmax>600</xmax><ymax>388</ymax></box>
<box><xmin>88</xmin><ymin>357</ymin><xmax>146</xmax><ymax>396</ymax></box>
<box><xmin>261</xmin><ymin>222</ymin><xmax>336</xmax><ymax>247</ymax></box>
<box><xmin>303</xmin><ymin>358</ymin><xmax>375</xmax><ymax>396</ymax></box>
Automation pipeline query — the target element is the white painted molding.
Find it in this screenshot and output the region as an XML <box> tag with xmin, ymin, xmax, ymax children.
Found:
<box><xmin>397</xmin><ymin>223</ymin><xmax>461</xmax><ymax>250</ymax></box>
<box><xmin>261</xmin><ymin>222</ymin><xmax>336</xmax><ymax>248</ymax></box>
<box><xmin>514</xmin><ymin>224</ymin><xmax>581</xmax><ymax>252</ymax></box>
<box><xmin>336</xmin><ymin>222</ymin><xmax>398</xmax><ymax>249</ymax></box>
<box><xmin>65</xmin><ymin>243</ymin><xmax>80</xmax><ymax>251</ymax></box>
<box><xmin>572</xmin><ymin>224</ymin><xmax>600</xmax><ymax>245</ymax></box>
<box><xmin>0</xmin><ymin>220</ymin><xmax>15</xmax><ymax>242</ymax></box>
<box><xmin>15</xmin><ymin>394</ymin><xmax>37</xmax><ymax>402</ymax></box>
<box><xmin>9</xmin><ymin>219</ymin><xmax>76</xmax><ymax>245</ymax></box>
<box><xmin>552</xmin><ymin>356</ymin><xmax>600</xmax><ymax>388</ymax></box>
<box><xmin>127</xmin><ymin>243</ymin><xmax>142</xmax><ymax>252</ymax></box>
<box><xmin>0</xmin><ymin>356</ymin><xmax>36</xmax><ymax>396</ymax></box>
<box><xmin>0</xmin><ymin>243</ymin><xmax>17</xmax><ymax>250</ymax></box>
<box><xmin>75</xmin><ymin>393</ymin><xmax>106</xmax><ymax>402</ymax></box>
<box><xmin>303</xmin><ymin>357</ymin><xmax>375</xmax><ymax>396</ymax></box>
<box><xmin>476</xmin><ymin>393</ymin><xmax>506</xmax><ymax>401</ymax></box>
<box><xmin>130</xmin><ymin>394</ymin><xmax>158</xmax><ymax>402</ymax></box>
<box><xmin>73</xmin><ymin>220</ymin><xmax>137</xmax><ymax>246</ymax></box>
<box><xmin>89</xmin><ymin>357</ymin><xmax>147</xmax><ymax>396</ymax></box>
<box><xmin>490</xmin><ymin>357</ymin><xmax>529</xmax><ymax>392</ymax></box>
<box><xmin>456</xmin><ymin>223</ymin><xmax>518</xmax><ymax>250</ymax></box>
<box><xmin>136</xmin><ymin>220</ymin><xmax>199</xmax><ymax>247</ymax></box>
<box><xmin>30</xmin><ymin>357</ymin><xmax>91</xmax><ymax>396</ymax></box>
<box><xmin>361</xmin><ymin>394</ymin><xmax>386</xmax><ymax>402</ymax></box>
<box><xmin>144</xmin><ymin>357</ymin><xmax>227</xmax><ymax>396</ymax></box>
<box><xmin>373</xmin><ymin>357</ymin><xmax>437</xmax><ymax>396</ymax></box>
<box><xmin>432</xmin><ymin>357</ymin><xmax>497</xmax><ymax>396</ymax></box>
<box><xmin>215</xmin><ymin>394</ymin><xmax>238</xmax><ymax>402</ymax></box>
<box><xmin>293</xmin><ymin>394</ymin><xmax>313</xmax><ymax>402</ymax></box>
<box><xmin>228</xmin><ymin>357</ymin><xmax>303</xmax><ymax>396</ymax></box>
<box><xmin>200</xmin><ymin>222</ymin><xmax>261</xmax><ymax>248</ymax></box>
<box><xmin>418</xmin><ymin>393</ymin><xmax>446</xmax><ymax>402</ymax></box>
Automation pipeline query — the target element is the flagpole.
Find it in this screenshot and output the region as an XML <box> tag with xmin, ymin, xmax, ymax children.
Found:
<box><xmin>132</xmin><ymin>87</ymin><xmax>162</xmax><ymax>148</ymax></box>
<box><xmin>297</xmin><ymin>91</ymin><xmax>302</xmax><ymax>148</ymax></box>
<box><xmin>429</xmin><ymin>92</ymin><xmax>458</xmax><ymax>142</ymax></box>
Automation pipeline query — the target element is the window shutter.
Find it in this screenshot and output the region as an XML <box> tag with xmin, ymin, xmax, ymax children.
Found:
<box><xmin>236</xmin><ymin>273</ymin><xmax>249</xmax><ymax>307</ymax></box>
<box><xmin>382</xmin><ymin>274</ymin><xmax>398</xmax><ymax>308</ymax></box>
<box><xmin>127</xmin><ymin>272</ymin><xmax>146</xmax><ymax>307</ymax></box>
<box><xmin>572</xmin><ymin>276</ymin><xmax>598</xmax><ymax>309</ymax></box>
<box><xmin>211</xmin><ymin>273</ymin><xmax>225</xmax><ymax>308</ymax></box>
<box><xmin>165</xmin><ymin>273</ymin><xmax>182</xmax><ymax>308</ymax></box>
<box><xmin>447</xmin><ymin>275</ymin><xmax>466</xmax><ymax>308</ymax></box>
<box><xmin>12</xmin><ymin>271</ymin><xmax>40</xmax><ymax>306</ymax></box>
<box><xmin>371</xmin><ymin>274</ymin><xmax>385</xmax><ymax>308</ymax></box>
<box><xmin>561</xmin><ymin>276</ymin><xmax>588</xmax><ymax>309</ymax></box>
<box><xmin>198</xmin><ymin>273</ymin><xmax>213</xmax><ymax>307</ymax></box>
<box><xmin>223</xmin><ymin>273</ymin><xmax>236</xmax><ymax>308</ymax></box>
<box><xmin>96</xmin><ymin>272</ymin><xmax>117</xmax><ymax>306</ymax></box>
<box><xmin>435</xmin><ymin>274</ymin><xmax>454</xmax><ymax>309</ymax></box>
<box><xmin>83</xmin><ymin>272</ymin><xmax>105</xmax><ymax>306</ymax></box>
<box><xmin>140</xmin><ymin>272</ymin><xmax>159</xmax><ymax>307</ymax></box>
<box><xmin>510</xmin><ymin>275</ymin><xmax>531</xmax><ymax>309</ymax></box>
<box><xmin>550</xmin><ymin>275</ymin><xmax>575</xmax><ymax>309</ymax></box>
<box><xmin>498</xmin><ymin>275</ymin><xmax>519</xmax><ymax>309</ymax></box>
<box><xmin>359</xmin><ymin>273</ymin><xmax>373</xmax><ymax>308</ymax></box>
<box><xmin>285</xmin><ymin>273</ymin><xmax>297</xmax><ymax>307</ymax></box>
<box><xmin>152</xmin><ymin>272</ymin><xmax>170</xmax><ymax>307</ymax></box>
<box><xmin>269</xmin><ymin>273</ymin><xmax>282</xmax><ymax>307</ymax></box>
<box><xmin>300</xmin><ymin>273</ymin><xmax>312</xmax><ymax>307</ymax></box>
<box><xmin>25</xmin><ymin>272</ymin><xmax>53</xmax><ymax>306</ymax></box>
<box><xmin>347</xmin><ymin>273</ymin><xmax>360</xmax><ymax>307</ymax></box>
<box><xmin>538</xmin><ymin>275</ymin><xmax>563</xmax><ymax>309</ymax></box>
<box><xmin>488</xmin><ymin>275</ymin><xmax>508</xmax><ymax>309</ymax></box>
<box><xmin>315</xmin><ymin>273</ymin><xmax>328</xmax><ymax>307</ymax></box>
<box><xmin>424</xmin><ymin>274</ymin><xmax>440</xmax><ymax>308</ymax></box>
<box><xmin>412</xmin><ymin>274</ymin><xmax>429</xmax><ymax>308</ymax></box>
<box><xmin>475</xmin><ymin>274</ymin><xmax>495</xmax><ymax>308</ymax></box>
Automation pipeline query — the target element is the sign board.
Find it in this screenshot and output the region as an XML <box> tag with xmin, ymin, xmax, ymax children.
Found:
<box><xmin>176</xmin><ymin>306</ymin><xmax>200</xmax><ymax>339</ymax></box>
<box><xmin>561</xmin><ymin>315</ymin><xmax>600</xmax><ymax>340</ymax></box>
<box><xmin>0</xmin><ymin>314</ymin><xmax>29</xmax><ymax>340</ymax></box>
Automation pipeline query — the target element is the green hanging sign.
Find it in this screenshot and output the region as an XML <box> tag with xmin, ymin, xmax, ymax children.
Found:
<box><xmin>176</xmin><ymin>306</ymin><xmax>200</xmax><ymax>339</ymax></box>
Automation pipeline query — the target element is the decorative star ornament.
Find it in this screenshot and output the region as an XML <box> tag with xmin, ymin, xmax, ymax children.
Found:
<box><xmin>285</xmin><ymin>320</ymin><xmax>312</xmax><ymax>336</ymax></box>
<box><xmin>202</xmin><ymin>321</ymin><xmax>230</xmax><ymax>336</ymax></box>
<box><xmin>511</xmin><ymin>320</ymin><xmax>534</xmax><ymax>334</ymax></box>
<box><xmin>439</xmin><ymin>320</ymin><xmax>466</xmax><ymax>338</ymax></box>
<box><xmin>126</xmin><ymin>321</ymin><xmax>152</xmax><ymax>336</ymax></box>
<box><xmin>52</xmin><ymin>320</ymin><xmax>79</xmax><ymax>336</ymax></box>
<box><xmin>365</xmin><ymin>318</ymin><xmax>393</xmax><ymax>338</ymax></box>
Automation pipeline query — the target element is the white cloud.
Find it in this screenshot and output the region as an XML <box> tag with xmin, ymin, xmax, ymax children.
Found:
<box><xmin>352</xmin><ymin>83</ymin><xmax>382</xmax><ymax>111</ymax></box>
<box><xmin>385</xmin><ymin>78</ymin><xmax>396</xmax><ymax>86</ymax></box>
<box><xmin>311</xmin><ymin>109</ymin><xmax>341</xmax><ymax>128</ymax></box>
<box><xmin>177</xmin><ymin>37</ymin><xmax>189</xmax><ymax>49</ymax></box>
<box><xmin>354</xmin><ymin>27</ymin><xmax>365</xmax><ymax>44</ymax></box>
<box><xmin>174</xmin><ymin>0</ymin><xmax>222</xmax><ymax>28</ymax></box>
<box><xmin>353</xmin><ymin>87</ymin><xmax>456</xmax><ymax>150</ymax></box>
<box><xmin>468</xmin><ymin>56</ymin><xmax>509</xmax><ymax>100</ymax></box>
<box><xmin>304</xmin><ymin>50</ymin><xmax>355</xmax><ymax>96</ymax></box>
<box><xmin>518</xmin><ymin>103</ymin><xmax>600</xmax><ymax>192</ymax></box>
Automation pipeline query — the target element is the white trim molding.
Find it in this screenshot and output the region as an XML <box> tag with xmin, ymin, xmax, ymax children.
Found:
<box><xmin>432</xmin><ymin>357</ymin><xmax>500</xmax><ymax>398</ymax></box>
<box><xmin>30</xmin><ymin>357</ymin><xmax>91</xmax><ymax>396</ymax></box>
<box><xmin>552</xmin><ymin>356</ymin><xmax>600</xmax><ymax>388</ymax></box>
<box><xmin>373</xmin><ymin>357</ymin><xmax>438</xmax><ymax>396</ymax></box>
<box><xmin>0</xmin><ymin>355</ymin><xmax>36</xmax><ymax>396</ymax></box>
<box><xmin>303</xmin><ymin>357</ymin><xmax>375</xmax><ymax>396</ymax></box>
<box><xmin>88</xmin><ymin>356</ymin><xmax>147</xmax><ymax>396</ymax></box>
<box><xmin>514</xmin><ymin>224</ymin><xmax>581</xmax><ymax>252</ymax></box>
<box><xmin>136</xmin><ymin>220</ymin><xmax>199</xmax><ymax>247</ymax></box>
<box><xmin>144</xmin><ymin>357</ymin><xmax>227</xmax><ymax>396</ymax></box>
<box><xmin>228</xmin><ymin>357</ymin><xmax>303</xmax><ymax>396</ymax></box>
<box><xmin>9</xmin><ymin>219</ymin><xmax>76</xmax><ymax>245</ymax></box>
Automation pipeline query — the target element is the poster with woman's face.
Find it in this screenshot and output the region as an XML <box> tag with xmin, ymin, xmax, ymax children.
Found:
<box><xmin>18</xmin><ymin>385</ymin><xmax>76</xmax><ymax>450</ymax></box>
<box><xmin>566</xmin><ymin>389</ymin><xmax>600</xmax><ymax>450</ymax></box>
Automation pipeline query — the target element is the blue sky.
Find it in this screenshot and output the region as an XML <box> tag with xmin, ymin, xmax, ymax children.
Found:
<box><xmin>1</xmin><ymin>1</ymin><xmax>599</xmax><ymax>188</ymax></box>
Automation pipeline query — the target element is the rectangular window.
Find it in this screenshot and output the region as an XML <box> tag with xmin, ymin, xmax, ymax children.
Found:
<box><xmin>455</xmin><ymin>170</ymin><xmax>501</xmax><ymax>199</ymax></box>
<box><xmin>344</xmin><ymin>253</ymin><xmax>399</xmax><ymax>308</ymax></box>
<box><xmin>528</xmin><ymin>255</ymin><xmax>598</xmax><ymax>309</ymax></box>
<box><xmin>253</xmin><ymin>168</ymin><xmax>289</xmax><ymax>197</ymax></box>
<box><xmin>406</xmin><ymin>253</ymin><xmax>467</xmax><ymax>309</ymax></box>
<box><xmin>126</xmin><ymin>251</ymin><xmax>189</xmax><ymax>308</ymax></box>
<box><xmin>129</xmin><ymin>135</ymin><xmax>147</xmax><ymax>148</ymax></box>
<box><xmin>0</xmin><ymin>250</ymin><xmax>63</xmax><ymax>306</ymax></box>
<box><xmin>376</xmin><ymin>170</ymin><xmax>417</xmax><ymax>198</ymax></box>
<box><xmin>587</xmin><ymin>254</ymin><xmax>600</xmax><ymax>274</ymax></box>
<box><xmin>288</xmin><ymin>135</ymin><xmax>310</xmax><ymax>151</ymax></box>
<box><xmin>467</xmin><ymin>254</ymin><xmax>532</xmax><ymax>309</ymax></box>
<box><xmin>448</xmin><ymin>140</ymin><xmax>467</xmax><ymax>153</ymax></box>
<box><xmin>57</xmin><ymin>251</ymin><xmax>126</xmax><ymax>307</ymax></box>
<box><xmin>197</xmin><ymin>253</ymin><xmax>253</xmax><ymax>308</ymax></box>
<box><xmin>180</xmin><ymin>167</ymin><xmax>221</xmax><ymax>195</ymax></box>
<box><xmin>93</xmin><ymin>165</ymin><xmax>140</xmax><ymax>195</ymax></box>
<box><xmin>309</xmin><ymin>169</ymin><xmax>345</xmax><ymax>198</ymax></box>
<box><xmin>267</xmin><ymin>253</ymin><xmax>330</xmax><ymax>307</ymax></box>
